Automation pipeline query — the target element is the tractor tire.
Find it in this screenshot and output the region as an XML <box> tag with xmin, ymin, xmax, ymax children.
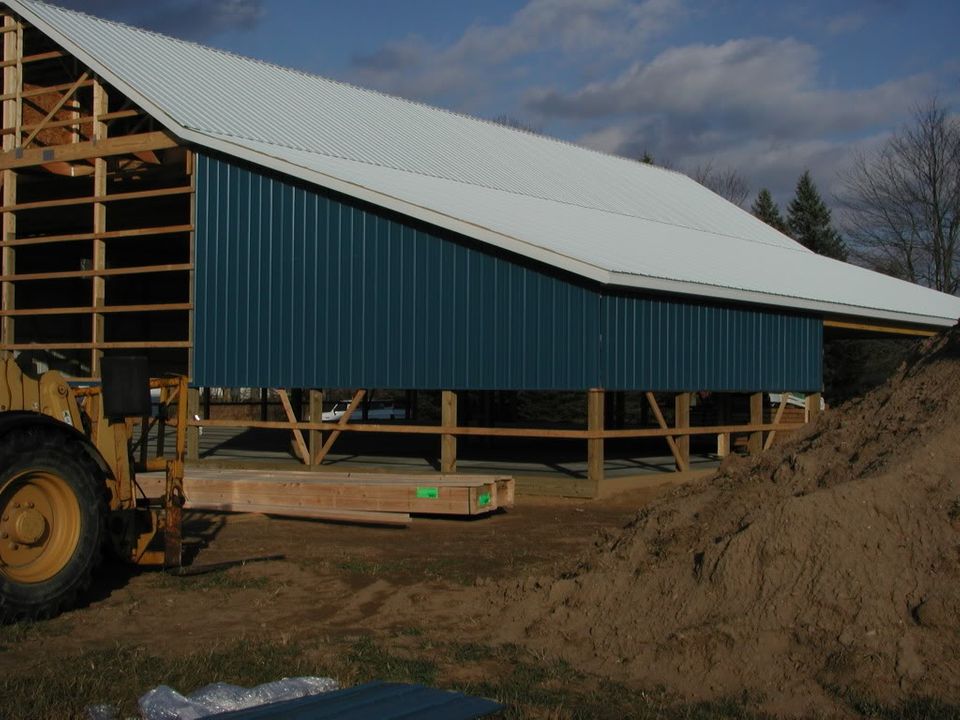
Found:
<box><xmin>0</xmin><ymin>428</ymin><xmax>106</xmax><ymax>623</ymax></box>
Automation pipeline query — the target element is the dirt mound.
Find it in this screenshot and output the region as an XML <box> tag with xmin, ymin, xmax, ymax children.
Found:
<box><xmin>495</xmin><ymin>329</ymin><xmax>960</xmax><ymax>716</ymax></box>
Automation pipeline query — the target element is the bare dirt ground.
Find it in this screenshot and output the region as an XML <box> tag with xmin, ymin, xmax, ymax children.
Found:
<box><xmin>0</xmin><ymin>490</ymin><xmax>674</xmax><ymax>719</ymax></box>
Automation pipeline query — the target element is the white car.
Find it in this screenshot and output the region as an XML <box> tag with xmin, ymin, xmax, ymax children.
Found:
<box><xmin>322</xmin><ymin>400</ymin><xmax>402</xmax><ymax>422</ymax></box>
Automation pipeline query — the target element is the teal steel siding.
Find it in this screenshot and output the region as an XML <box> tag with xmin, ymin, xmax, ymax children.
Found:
<box><xmin>194</xmin><ymin>153</ymin><xmax>601</xmax><ymax>390</ymax></box>
<box><xmin>601</xmin><ymin>294</ymin><xmax>822</xmax><ymax>391</ymax></box>
<box><xmin>194</xmin><ymin>152</ymin><xmax>822</xmax><ymax>392</ymax></box>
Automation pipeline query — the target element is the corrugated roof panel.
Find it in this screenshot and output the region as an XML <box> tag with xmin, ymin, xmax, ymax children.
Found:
<box><xmin>8</xmin><ymin>0</ymin><xmax>960</xmax><ymax>327</ymax></box>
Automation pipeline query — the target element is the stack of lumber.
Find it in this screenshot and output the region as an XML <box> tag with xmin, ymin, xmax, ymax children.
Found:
<box><xmin>141</xmin><ymin>468</ymin><xmax>514</xmax><ymax>526</ymax></box>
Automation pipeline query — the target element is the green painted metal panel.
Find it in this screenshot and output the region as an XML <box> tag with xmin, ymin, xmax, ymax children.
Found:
<box><xmin>601</xmin><ymin>293</ymin><xmax>822</xmax><ymax>391</ymax></box>
<box><xmin>194</xmin><ymin>153</ymin><xmax>601</xmax><ymax>390</ymax></box>
<box><xmin>194</xmin><ymin>152</ymin><xmax>823</xmax><ymax>392</ymax></box>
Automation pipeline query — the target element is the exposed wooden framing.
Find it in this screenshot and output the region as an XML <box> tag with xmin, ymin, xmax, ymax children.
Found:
<box><xmin>763</xmin><ymin>393</ymin><xmax>790</xmax><ymax>451</ymax></box>
<box><xmin>308</xmin><ymin>389</ymin><xmax>323</xmax><ymax>466</ymax></box>
<box><xmin>22</xmin><ymin>71</ymin><xmax>89</xmax><ymax>148</ymax></box>
<box><xmin>748</xmin><ymin>392</ymin><xmax>764</xmax><ymax>455</ymax></box>
<box><xmin>587</xmin><ymin>388</ymin><xmax>604</xmax><ymax>486</ymax></box>
<box><xmin>674</xmin><ymin>392</ymin><xmax>690</xmax><ymax>471</ymax></box>
<box><xmin>644</xmin><ymin>392</ymin><xmax>688</xmax><ymax>471</ymax></box>
<box><xmin>4</xmin><ymin>341</ymin><xmax>191</xmax><ymax>350</ymax></box>
<box><xmin>0</xmin><ymin>224</ymin><xmax>195</xmax><ymax>248</ymax></box>
<box><xmin>0</xmin><ymin>49</ymin><xmax>65</xmax><ymax>68</ymax></box>
<box><xmin>0</xmin><ymin>131</ymin><xmax>177</xmax><ymax>170</ymax></box>
<box><xmin>0</xmin><ymin>78</ymin><xmax>94</xmax><ymax>102</ymax></box>
<box><xmin>805</xmin><ymin>392</ymin><xmax>823</xmax><ymax>423</ymax></box>
<box><xmin>277</xmin><ymin>389</ymin><xmax>309</xmax><ymax>464</ymax></box>
<box><xmin>313</xmin><ymin>389</ymin><xmax>365</xmax><ymax>464</ymax></box>
<box><xmin>716</xmin><ymin>393</ymin><xmax>732</xmax><ymax>458</ymax></box>
<box><xmin>91</xmin><ymin>75</ymin><xmax>107</xmax><ymax>375</ymax></box>
<box><xmin>441</xmin><ymin>390</ymin><xmax>457</xmax><ymax>473</ymax></box>
<box><xmin>0</xmin><ymin>303</ymin><xmax>192</xmax><ymax>317</ymax></box>
<box><xmin>1</xmin><ymin>15</ymin><xmax>18</xmax><ymax>350</ymax></box>
<box><xmin>186</xmin><ymin>387</ymin><xmax>200</xmax><ymax>462</ymax></box>
<box><xmin>192</xmin><ymin>416</ymin><xmax>805</xmax><ymax>440</ymax></box>
<box><xmin>0</xmin><ymin>109</ymin><xmax>140</xmax><ymax>137</ymax></box>
<box><xmin>187</xmin><ymin>147</ymin><xmax>196</xmax><ymax>390</ymax></box>
<box><xmin>824</xmin><ymin>318</ymin><xmax>937</xmax><ymax>337</ymax></box>
<box><xmin>0</xmin><ymin>262</ymin><xmax>192</xmax><ymax>282</ymax></box>
<box><xmin>0</xmin><ymin>186</ymin><xmax>193</xmax><ymax>213</ymax></box>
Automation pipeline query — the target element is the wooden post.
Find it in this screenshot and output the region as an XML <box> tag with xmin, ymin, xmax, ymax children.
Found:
<box><xmin>805</xmin><ymin>392</ymin><xmax>822</xmax><ymax>424</ymax></box>
<box><xmin>308</xmin><ymin>389</ymin><xmax>323</xmax><ymax>467</ymax></box>
<box><xmin>674</xmin><ymin>392</ymin><xmax>690</xmax><ymax>471</ymax></box>
<box><xmin>260</xmin><ymin>388</ymin><xmax>268</xmax><ymax>420</ymax></box>
<box><xmin>186</xmin><ymin>387</ymin><xmax>200</xmax><ymax>461</ymax></box>
<box><xmin>91</xmin><ymin>76</ymin><xmax>107</xmax><ymax>376</ymax></box>
<box><xmin>748</xmin><ymin>392</ymin><xmax>764</xmax><ymax>455</ymax></box>
<box><xmin>716</xmin><ymin>393</ymin><xmax>732</xmax><ymax>457</ymax></box>
<box><xmin>587</xmin><ymin>388</ymin><xmax>604</xmax><ymax>489</ymax></box>
<box><xmin>441</xmin><ymin>390</ymin><xmax>457</xmax><ymax>474</ymax></box>
<box><xmin>1</xmin><ymin>16</ymin><xmax>19</xmax><ymax>353</ymax></box>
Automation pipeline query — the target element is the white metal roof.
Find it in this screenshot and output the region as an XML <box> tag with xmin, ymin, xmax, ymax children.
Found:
<box><xmin>8</xmin><ymin>0</ymin><xmax>960</xmax><ymax>327</ymax></box>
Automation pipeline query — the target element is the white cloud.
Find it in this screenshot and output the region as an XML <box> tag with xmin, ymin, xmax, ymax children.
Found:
<box><xmin>522</xmin><ymin>36</ymin><xmax>934</xmax><ymax>199</ymax></box>
<box><xmin>349</xmin><ymin>0</ymin><xmax>683</xmax><ymax>108</ymax></box>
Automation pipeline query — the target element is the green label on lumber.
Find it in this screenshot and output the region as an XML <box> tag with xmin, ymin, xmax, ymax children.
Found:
<box><xmin>479</xmin><ymin>493</ymin><xmax>491</xmax><ymax>507</ymax></box>
<box><xmin>416</xmin><ymin>487</ymin><xmax>439</xmax><ymax>499</ymax></box>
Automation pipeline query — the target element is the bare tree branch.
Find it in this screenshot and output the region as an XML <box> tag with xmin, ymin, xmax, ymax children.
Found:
<box><xmin>839</xmin><ymin>99</ymin><xmax>960</xmax><ymax>294</ymax></box>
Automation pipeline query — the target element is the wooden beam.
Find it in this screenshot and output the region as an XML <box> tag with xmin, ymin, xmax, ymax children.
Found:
<box><xmin>1</xmin><ymin>15</ymin><xmax>17</xmax><ymax>351</ymax></box>
<box><xmin>91</xmin><ymin>76</ymin><xmax>107</xmax><ymax>376</ymax></box>
<box><xmin>824</xmin><ymin>318</ymin><xmax>938</xmax><ymax>337</ymax></box>
<box><xmin>0</xmin><ymin>78</ymin><xmax>94</xmax><ymax>102</ymax></box>
<box><xmin>0</xmin><ymin>131</ymin><xmax>178</xmax><ymax>170</ymax></box>
<box><xmin>3</xmin><ymin>340</ymin><xmax>191</xmax><ymax>350</ymax></box>
<box><xmin>763</xmin><ymin>393</ymin><xmax>790</xmax><ymax>451</ymax></box>
<box><xmin>313</xmin><ymin>389</ymin><xmax>365</xmax><ymax>464</ymax></box>
<box><xmin>0</xmin><ymin>262</ymin><xmax>192</xmax><ymax>282</ymax></box>
<box><xmin>0</xmin><ymin>49</ymin><xmax>65</xmax><ymax>68</ymax></box>
<box><xmin>644</xmin><ymin>392</ymin><xmax>688</xmax><ymax>471</ymax></box>
<box><xmin>805</xmin><ymin>392</ymin><xmax>823</xmax><ymax>424</ymax></box>
<box><xmin>748</xmin><ymin>392</ymin><xmax>764</xmax><ymax>455</ymax></box>
<box><xmin>0</xmin><ymin>303</ymin><xmax>192</xmax><ymax>317</ymax></box>
<box><xmin>191</xmin><ymin>416</ymin><xmax>805</xmax><ymax>440</ymax></box>
<box><xmin>308</xmin><ymin>389</ymin><xmax>323</xmax><ymax>467</ymax></box>
<box><xmin>186</xmin><ymin>387</ymin><xmax>200</xmax><ymax>462</ymax></box>
<box><xmin>0</xmin><ymin>224</ymin><xmax>194</xmax><ymax>248</ymax></box>
<box><xmin>277</xmin><ymin>389</ymin><xmax>309</xmax><ymax>464</ymax></box>
<box><xmin>0</xmin><ymin>186</ymin><xmax>193</xmax><ymax>213</ymax></box>
<box><xmin>674</xmin><ymin>392</ymin><xmax>690</xmax><ymax>471</ymax></box>
<box><xmin>441</xmin><ymin>390</ymin><xmax>458</xmax><ymax>473</ymax></box>
<box><xmin>0</xmin><ymin>109</ymin><xmax>140</xmax><ymax>137</ymax></box>
<box><xmin>587</xmin><ymin>388</ymin><xmax>604</xmax><ymax>487</ymax></box>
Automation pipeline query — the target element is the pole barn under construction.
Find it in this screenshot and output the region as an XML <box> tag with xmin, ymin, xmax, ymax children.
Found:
<box><xmin>2</xmin><ymin>0</ymin><xmax>959</xmax><ymax>495</ymax></box>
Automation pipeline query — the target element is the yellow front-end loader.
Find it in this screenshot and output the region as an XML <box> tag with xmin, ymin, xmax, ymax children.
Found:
<box><xmin>0</xmin><ymin>356</ymin><xmax>186</xmax><ymax>621</ymax></box>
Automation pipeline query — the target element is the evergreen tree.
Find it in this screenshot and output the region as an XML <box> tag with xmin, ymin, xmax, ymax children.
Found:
<box><xmin>751</xmin><ymin>188</ymin><xmax>787</xmax><ymax>233</ymax></box>
<box><xmin>787</xmin><ymin>171</ymin><xmax>848</xmax><ymax>260</ymax></box>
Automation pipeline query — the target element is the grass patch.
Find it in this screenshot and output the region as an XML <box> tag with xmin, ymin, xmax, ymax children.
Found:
<box><xmin>0</xmin><ymin>637</ymin><xmax>325</xmax><ymax>720</ymax></box>
<box><xmin>343</xmin><ymin>636</ymin><xmax>437</xmax><ymax>686</ymax></box>
<box><xmin>0</xmin><ymin>618</ymin><xmax>73</xmax><ymax>651</ymax></box>
<box><xmin>150</xmin><ymin>568</ymin><xmax>272</xmax><ymax>593</ymax></box>
<box><xmin>829</xmin><ymin>686</ymin><xmax>960</xmax><ymax>720</ymax></box>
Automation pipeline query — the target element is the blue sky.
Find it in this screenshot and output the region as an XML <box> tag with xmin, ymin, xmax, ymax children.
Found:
<box><xmin>59</xmin><ymin>0</ymin><xmax>959</xmax><ymax>206</ymax></box>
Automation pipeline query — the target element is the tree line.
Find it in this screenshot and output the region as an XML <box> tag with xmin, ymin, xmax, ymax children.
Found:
<box><xmin>644</xmin><ymin>99</ymin><xmax>960</xmax><ymax>297</ymax></box>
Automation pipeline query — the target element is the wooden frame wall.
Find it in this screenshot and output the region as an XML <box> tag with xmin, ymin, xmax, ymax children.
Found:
<box><xmin>190</xmin><ymin>387</ymin><xmax>820</xmax><ymax>495</ymax></box>
<box><xmin>0</xmin><ymin>11</ymin><xmax>192</xmax><ymax>379</ymax></box>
